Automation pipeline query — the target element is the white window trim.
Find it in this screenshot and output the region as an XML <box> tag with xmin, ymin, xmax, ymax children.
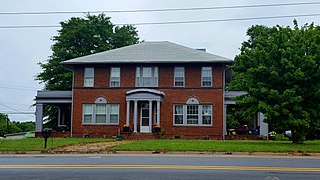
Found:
<box><xmin>173</xmin><ymin>104</ymin><xmax>212</xmax><ymax>126</ymax></box>
<box><xmin>82</xmin><ymin>104</ymin><xmax>120</xmax><ymax>125</ymax></box>
<box><xmin>84</xmin><ymin>68</ymin><xmax>94</xmax><ymax>87</ymax></box>
<box><xmin>174</xmin><ymin>67</ymin><xmax>185</xmax><ymax>87</ymax></box>
<box><xmin>201</xmin><ymin>67</ymin><xmax>212</xmax><ymax>87</ymax></box>
<box><xmin>136</xmin><ymin>66</ymin><xmax>158</xmax><ymax>87</ymax></box>
<box><xmin>110</xmin><ymin>67</ymin><xmax>121</xmax><ymax>87</ymax></box>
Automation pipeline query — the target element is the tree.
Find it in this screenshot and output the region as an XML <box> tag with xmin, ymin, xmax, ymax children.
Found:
<box><xmin>229</xmin><ymin>20</ymin><xmax>320</xmax><ymax>143</ymax></box>
<box><xmin>36</xmin><ymin>14</ymin><xmax>140</xmax><ymax>90</ymax></box>
<box><xmin>35</xmin><ymin>14</ymin><xmax>140</xmax><ymax>128</ymax></box>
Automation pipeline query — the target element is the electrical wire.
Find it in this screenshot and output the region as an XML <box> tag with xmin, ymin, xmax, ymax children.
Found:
<box><xmin>0</xmin><ymin>2</ymin><xmax>319</xmax><ymax>15</ymax></box>
<box><xmin>1</xmin><ymin>13</ymin><xmax>320</xmax><ymax>29</ymax></box>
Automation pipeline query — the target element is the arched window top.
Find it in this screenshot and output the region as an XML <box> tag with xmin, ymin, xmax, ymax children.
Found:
<box><xmin>95</xmin><ymin>97</ymin><xmax>107</xmax><ymax>104</ymax></box>
<box><xmin>186</xmin><ymin>97</ymin><xmax>199</xmax><ymax>105</ymax></box>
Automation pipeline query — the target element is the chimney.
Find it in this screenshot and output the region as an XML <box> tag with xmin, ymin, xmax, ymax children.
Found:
<box><xmin>196</xmin><ymin>48</ymin><xmax>206</xmax><ymax>52</ymax></box>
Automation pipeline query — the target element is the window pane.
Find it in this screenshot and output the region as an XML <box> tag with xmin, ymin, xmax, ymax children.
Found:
<box><xmin>202</xmin><ymin>105</ymin><xmax>212</xmax><ymax>125</ymax></box>
<box><xmin>136</xmin><ymin>67</ymin><xmax>158</xmax><ymax>87</ymax></box>
<box><xmin>96</xmin><ymin>115</ymin><xmax>106</xmax><ymax>123</ymax></box>
<box><xmin>83</xmin><ymin>104</ymin><xmax>93</xmax><ymax>114</ymax></box>
<box><xmin>174</xmin><ymin>67</ymin><xmax>184</xmax><ymax>77</ymax></box>
<box><xmin>202</xmin><ymin>67</ymin><xmax>212</xmax><ymax>87</ymax></box>
<box><xmin>83</xmin><ymin>104</ymin><xmax>93</xmax><ymax>123</ymax></box>
<box><xmin>109</xmin><ymin>104</ymin><xmax>119</xmax><ymax>124</ymax></box>
<box><xmin>84</xmin><ymin>68</ymin><xmax>94</xmax><ymax>87</ymax></box>
<box><xmin>143</xmin><ymin>67</ymin><xmax>152</xmax><ymax>77</ymax></box>
<box><xmin>174</xmin><ymin>115</ymin><xmax>183</xmax><ymax>124</ymax></box>
<box><xmin>84</xmin><ymin>68</ymin><xmax>94</xmax><ymax>77</ymax></box>
<box><xmin>84</xmin><ymin>115</ymin><xmax>92</xmax><ymax>123</ymax></box>
<box><xmin>110</xmin><ymin>104</ymin><xmax>119</xmax><ymax>114</ymax></box>
<box><xmin>96</xmin><ymin>104</ymin><xmax>106</xmax><ymax>114</ymax></box>
<box><xmin>111</xmin><ymin>67</ymin><xmax>120</xmax><ymax>77</ymax></box>
<box><xmin>187</xmin><ymin>105</ymin><xmax>198</xmax><ymax>124</ymax></box>
<box><xmin>175</xmin><ymin>105</ymin><xmax>183</xmax><ymax>114</ymax></box>
<box><xmin>110</xmin><ymin>115</ymin><xmax>118</xmax><ymax>123</ymax></box>
<box><xmin>84</xmin><ymin>77</ymin><xmax>94</xmax><ymax>87</ymax></box>
<box><xmin>95</xmin><ymin>104</ymin><xmax>106</xmax><ymax>123</ymax></box>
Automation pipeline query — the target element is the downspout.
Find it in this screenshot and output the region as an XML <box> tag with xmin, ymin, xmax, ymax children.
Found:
<box><xmin>70</xmin><ymin>71</ymin><xmax>74</xmax><ymax>137</ymax></box>
<box><xmin>222</xmin><ymin>65</ymin><xmax>226</xmax><ymax>140</ymax></box>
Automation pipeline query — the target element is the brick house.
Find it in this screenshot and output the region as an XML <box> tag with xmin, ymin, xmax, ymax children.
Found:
<box><xmin>35</xmin><ymin>41</ymin><xmax>234</xmax><ymax>139</ymax></box>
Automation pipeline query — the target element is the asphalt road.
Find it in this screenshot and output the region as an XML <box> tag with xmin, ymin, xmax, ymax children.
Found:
<box><xmin>0</xmin><ymin>154</ymin><xmax>320</xmax><ymax>180</ymax></box>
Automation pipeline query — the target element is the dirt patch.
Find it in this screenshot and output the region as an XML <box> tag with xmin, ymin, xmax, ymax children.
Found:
<box><xmin>50</xmin><ymin>141</ymin><xmax>130</xmax><ymax>154</ymax></box>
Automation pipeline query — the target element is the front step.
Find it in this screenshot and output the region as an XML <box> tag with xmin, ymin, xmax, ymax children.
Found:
<box><xmin>121</xmin><ymin>132</ymin><xmax>160</xmax><ymax>140</ymax></box>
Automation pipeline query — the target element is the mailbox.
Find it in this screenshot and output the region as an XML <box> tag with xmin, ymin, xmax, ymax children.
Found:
<box><xmin>42</xmin><ymin>128</ymin><xmax>52</xmax><ymax>149</ymax></box>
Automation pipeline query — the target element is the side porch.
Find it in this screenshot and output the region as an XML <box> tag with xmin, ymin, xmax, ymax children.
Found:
<box><xmin>35</xmin><ymin>91</ymin><xmax>72</xmax><ymax>137</ymax></box>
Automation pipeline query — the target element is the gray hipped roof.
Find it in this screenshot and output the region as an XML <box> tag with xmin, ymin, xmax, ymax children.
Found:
<box><xmin>62</xmin><ymin>41</ymin><xmax>233</xmax><ymax>65</ymax></box>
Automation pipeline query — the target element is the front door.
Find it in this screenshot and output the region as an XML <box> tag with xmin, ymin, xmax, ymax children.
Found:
<box><xmin>140</xmin><ymin>102</ymin><xmax>151</xmax><ymax>133</ymax></box>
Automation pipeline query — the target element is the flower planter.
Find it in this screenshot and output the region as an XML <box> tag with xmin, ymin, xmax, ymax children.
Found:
<box><xmin>123</xmin><ymin>127</ymin><xmax>130</xmax><ymax>132</ymax></box>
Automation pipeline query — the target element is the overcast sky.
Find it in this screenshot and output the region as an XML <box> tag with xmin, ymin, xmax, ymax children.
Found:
<box><xmin>1</xmin><ymin>0</ymin><xmax>320</xmax><ymax>122</ymax></box>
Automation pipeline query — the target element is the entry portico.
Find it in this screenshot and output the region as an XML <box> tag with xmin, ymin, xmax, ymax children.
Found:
<box><xmin>126</xmin><ymin>89</ymin><xmax>164</xmax><ymax>133</ymax></box>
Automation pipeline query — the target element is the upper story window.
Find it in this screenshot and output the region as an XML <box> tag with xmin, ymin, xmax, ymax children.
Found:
<box><xmin>136</xmin><ymin>67</ymin><xmax>158</xmax><ymax>87</ymax></box>
<box><xmin>174</xmin><ymin>67</ymin><xmax>185</xmax><ymax>87</ymax></box>
<box><xmin>110</xmin><ymin>67</ymin><xmax>120</xmax><ymax>87</ymax></box>
<box><xmin>201</xmin><ymin>67</ymin><xmax>212</xmax><ymax>87</ymax></box>
<box><xmin>84</xmin><ymin>68</ymin><xmax>94</xmax><ymax>87</ymax></box>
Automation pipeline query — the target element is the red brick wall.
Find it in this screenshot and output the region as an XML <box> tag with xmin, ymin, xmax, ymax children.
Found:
<box><xmin>71</xmin><ymin>63</ymin><xmax>225</xmax><ymax>139</ymax></box>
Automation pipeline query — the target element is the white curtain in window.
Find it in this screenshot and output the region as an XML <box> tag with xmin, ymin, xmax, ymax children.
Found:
<box><xmin>111</xmin><ymin>67</ymin><xmax>120</xmax><ymax>77</ymax></box>
<box><xmin>143</xmin><ymin>67</ymin><xmax>152</xmax><ymax>77</ymax></box>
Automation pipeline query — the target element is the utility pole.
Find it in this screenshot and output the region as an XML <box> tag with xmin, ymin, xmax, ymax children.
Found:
<box><xmin>6</xmin><ymin>114</ymin><xmax>9</xmax><ymax>134</ymax></box>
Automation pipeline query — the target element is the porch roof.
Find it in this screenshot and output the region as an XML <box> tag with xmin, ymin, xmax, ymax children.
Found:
<box><xmin>35</xmin><ymin>90</ymin><xmax>72</xmax><ymax>104</ymax></box>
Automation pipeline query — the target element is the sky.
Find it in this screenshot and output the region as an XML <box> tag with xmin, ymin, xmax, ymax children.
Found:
<box><xmin>0</xmin><ymin>0</ymin><xmax>320</xmax><ymax>122</ymax></box>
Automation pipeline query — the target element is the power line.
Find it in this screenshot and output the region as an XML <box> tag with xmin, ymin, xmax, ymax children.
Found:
<box><xmin>0</xmin><ymin>2</ymin><xmax>320</xmax><ymax>15</ymax></box>
<box><xmin>1</xmin><ymin>13</ymin><xmax>320</xmax><ymax>29</ymax></box>
<box><xmin>0</xmin><ymin>86</ymin><xmax>38</xmax><ymax>91</ymax></box>
<box><xmin>0</xmin><ymin>102</ymin><xmax>34</xmax><ymax>118</ymax></box>
<box><xmin>0</xmin><ymin>111</ymin><xmax>34</xmax><ymax>115</ymax></box>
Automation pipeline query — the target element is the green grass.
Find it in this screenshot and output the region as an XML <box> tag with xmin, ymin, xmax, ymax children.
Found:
<box><xmin>0</xmin><ymin>138</ymin><xmax>112</xmax><ymax>151</ymax></box>
<box><xmin>113</xmin><ymin>139</ymin><xmax>320</xmax><ymax>153</ymax></box>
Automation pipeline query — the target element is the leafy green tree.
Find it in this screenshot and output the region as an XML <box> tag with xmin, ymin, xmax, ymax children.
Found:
<box><xmin>36</xmin><ymin>14</ymin><xmax>140</xmax><ymax>90</ymax></box>
<box><xmin>35</xmin><ymin>14</ymin><xmax>140</xmax><ymax>129</ymax></box>
<box><xmin>229</xmin><ymin>20</ymin><xmax>320</xmax><ymax>143</ymax></box>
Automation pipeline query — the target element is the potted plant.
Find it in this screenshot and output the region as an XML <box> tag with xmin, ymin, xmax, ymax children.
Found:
<box><xmin>153</xmin><ymin>125</ymin><xmax>161</xmax><ymax>133</ymax></box>
<box><xmin>123</xmin><ymin>124</ymin><xmax>130</xmax><ymax>132</ymax></box>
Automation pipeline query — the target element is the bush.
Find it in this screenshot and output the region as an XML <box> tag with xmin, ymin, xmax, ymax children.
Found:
<box><xmin>273</xmin><ymin>134</ymin><xmax>289</xmax><ymax>141</ymax></box>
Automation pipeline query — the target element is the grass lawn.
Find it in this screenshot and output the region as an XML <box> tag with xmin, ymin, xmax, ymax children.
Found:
<box><xmin>0</xmin><ymin>138</ymin><xmax>112</xmax><ymax>151</ymax></box>
<box><xmin>113</xmin><ymin>139</ymin><xmax>320</xmax><ymax>153</ymax></box>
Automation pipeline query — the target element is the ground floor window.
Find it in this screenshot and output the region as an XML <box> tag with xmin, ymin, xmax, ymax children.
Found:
<box><xmin>82</xmin><ymin>104</ymin><xmax>119</xmax><ymax>124</ymax></box>
<box><xmin>174</xmin><ymin>104</ymin><xmax>212</xmax><ymax>126</ymax></box>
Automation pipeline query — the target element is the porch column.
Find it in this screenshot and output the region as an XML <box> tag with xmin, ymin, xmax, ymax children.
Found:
<box><xmin>133</xmin><ymin>100</ymin><xmax>138</xmax><ymax>132</ymax></box>
<box><xmin>57</xmin><ymin>106</ymin><xmax>61</xmax><ymax>126</ymax></box>
<box><xmin>149</xmin><ymin>100</ymin><xmax>152</xmax><ymax>132</ymax></box>
<box><xmin>126</xmin><ymin>100</ymin><xmax>130</xmax><ymax>126</ymax></box>
<box><xmin>35</xmin><ymin>103</ymin><xmax>43</xmax><ymax>132</ymax></box>
<box><xmin>156</xmin><ymin>100</ymin><xmax>160</xmax><ymax>125</ymax></box>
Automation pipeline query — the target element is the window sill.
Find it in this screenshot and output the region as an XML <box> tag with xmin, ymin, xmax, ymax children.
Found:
<box><xmin>173</xmin><ymin>124</ymin><xmax>213</xmax><ymax>127</ymax></box>
<box><xmin>82</xmin><ymin>123</ymin><xmax>119</xmax><ymax>126</ymax></box>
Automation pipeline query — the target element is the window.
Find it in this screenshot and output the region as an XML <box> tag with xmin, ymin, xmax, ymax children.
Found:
<box><xmin>136</xmin><ymin>67</ymin><xmax>158</xmax><ymax>87</ymax></box>
<box><xmin>174</xmin><ymin>67</ymin><xmax>184</xmax><ymax>87</ymax></box>
<box><xmin>83</xmin><ymin>104</ymin><xmax>93</xmax><ymax>123</ymax></box>
<box><xmin>82</xmin><ymin>104</ymin><xmax>119</xmax><ymax>124</ymax></box>
<box><xmin>202</xmin><ymin>105</ymin><xmax>212</xmax><ymax>125</ymax></box>
<box><xmin>187</xmin><ymin>105</ymin><xmax>198</xmax><ymax>124</ymax></box>
<box><xmin>174</xmin><ymin>105</ymin><xmax>184</xmax><ymax>124</ymax></box>
<box><xmin>84</xmin><ymin>68</ymin><xmax>94</xmax><ymax>87</ymax></box>
<box><xmin>173</xmin><ymin>104</ymin><xmax>212</xmax><ymax>126</ymax></box>
<box><xmin>202</xmin><ymin>67</ymin><xmax>212</xmax><ymax>87</ymax></box>
<box><xmin>109</xmin><ymin>104</ymin><xmax>119</xmax><ymax>124</ymax></box>
<box><xmin>95</xmin><ymin>104</ymin><xmax>107</xmax><ymax>123</ymax></box>
<box><xmin>110</xmin><ymin>67</ymin><xmax>120</xmax><ymax>87</ymax></box>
